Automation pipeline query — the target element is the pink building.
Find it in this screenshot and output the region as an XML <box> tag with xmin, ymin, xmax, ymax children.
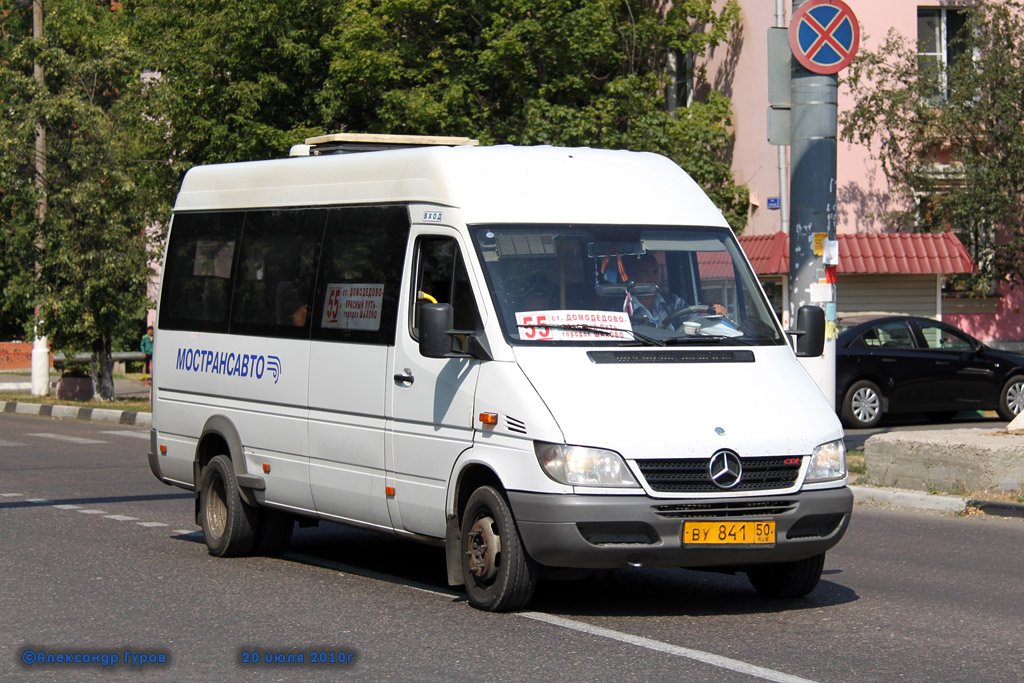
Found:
<box><xmin>702</xmin><ymin>0</ymin><xmax>1024</xmax><ymax>349</ymax></box>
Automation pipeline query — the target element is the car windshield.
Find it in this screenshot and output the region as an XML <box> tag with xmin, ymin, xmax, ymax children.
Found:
<box><xmin>470</xmin><ymin>224</ymin><xmax>785</xmax><ymax>347</ymax></box>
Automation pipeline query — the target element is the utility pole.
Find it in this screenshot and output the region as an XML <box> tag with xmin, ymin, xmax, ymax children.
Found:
<box><xmin>30</xmin><ymin>0</ymin><xmax>50</xmax><ymax>397</ymax></box>
<box><xmin>785</xmin><ymin>0</ymin><xmax>859</xmax><ymax>408</ymax></box>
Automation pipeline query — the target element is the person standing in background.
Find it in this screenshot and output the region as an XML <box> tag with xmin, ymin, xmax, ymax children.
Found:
<box><xmin>140</xmin><ymin>326</ymin><xmax>154</xmax><ymax>374</ymax></box>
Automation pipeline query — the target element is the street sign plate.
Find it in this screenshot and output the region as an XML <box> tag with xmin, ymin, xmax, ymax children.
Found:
<box><xmin>789</xmin><ymin>0</ymin><xmax>860</xmax><ymax>75</ymax></box>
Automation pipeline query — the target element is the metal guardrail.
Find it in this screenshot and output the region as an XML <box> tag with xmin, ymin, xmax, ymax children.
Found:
<box><xmin>52</xmin><ymin>352</ymin><xmax>147</xmax><ymax>363</ymax></box>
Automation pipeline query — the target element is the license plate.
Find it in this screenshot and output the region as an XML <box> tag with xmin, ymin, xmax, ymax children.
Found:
<box><xmin>684</xmin><ymin>520</ymin><xmax>775</xmax><ymax>545</ymax></box>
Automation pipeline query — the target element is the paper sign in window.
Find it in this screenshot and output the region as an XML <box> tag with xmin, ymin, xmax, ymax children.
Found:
<box><xmin>515</xmin><ymin>310</ymin><xmax>632</xmax><ymax>341</ymax></box>
<box><xmin>322</xmin><ymin>283</ymin><xmax>384</xmax><ymax>331</ymax></box>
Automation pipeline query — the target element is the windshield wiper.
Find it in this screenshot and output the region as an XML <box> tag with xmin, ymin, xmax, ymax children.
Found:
<box><xmin>663</xmin><ymin>334</ymin><xmax>752</xmax><ymax>346</ymax></box>
<box><xmin>518</xmin><ymin>323</ymin><xmax>666</xmax><ymax>346</ymax></box>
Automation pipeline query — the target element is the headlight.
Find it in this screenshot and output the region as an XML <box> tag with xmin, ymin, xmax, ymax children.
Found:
<box><xmin>534</xmin><ymin>442</ymin><xmax>640</xmax><ymax>488</ymax></box>
<box><xmin>806</xmin><ymin>439</ymin><xmax>846</xmax><ymax>482</ymax></box>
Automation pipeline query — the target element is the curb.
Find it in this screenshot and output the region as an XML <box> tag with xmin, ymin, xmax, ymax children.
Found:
<box><xmin>850</xmin><ymin>484</ymin><xmax>1024</xmax><ymax>519</ymax></box>
<box><xmin>850</xmin><ymin>485</ymin><xmax>966</xmax><ymax>513</ymax></box>
<box><xmin>1</xmin><ymin>400</ymin><xmax>151</xmax><ymax>428</ymax></box>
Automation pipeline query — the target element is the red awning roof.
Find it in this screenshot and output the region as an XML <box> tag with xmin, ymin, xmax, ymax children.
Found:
<box><xmin>738</xmin><ymin>232</ymin><xmax>974</xmax><ymax>275</ymax></box>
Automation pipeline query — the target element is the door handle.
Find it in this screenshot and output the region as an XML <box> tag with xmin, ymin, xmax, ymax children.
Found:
<box><xmin>394</xmin><ymin>370</ymin><xmax>414</xmax><ymax>385</ymax></box>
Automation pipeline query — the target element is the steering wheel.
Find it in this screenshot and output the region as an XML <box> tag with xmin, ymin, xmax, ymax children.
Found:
<box><xmin>658</xmin><ymin>305</ymin><xmax>714</xmax><ymax>330</ymax></box>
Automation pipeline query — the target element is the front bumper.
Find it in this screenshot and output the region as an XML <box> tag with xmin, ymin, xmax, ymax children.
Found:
<box><xmin>508</xmin><ymin>487</ymin><xmax>853</xmax><ymax>569</ymax></box>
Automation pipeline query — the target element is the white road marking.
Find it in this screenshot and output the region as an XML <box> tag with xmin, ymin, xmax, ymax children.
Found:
<box><xmin>286</xmin><ymin>550</ymin><xmax>817</xmax><ymax>682</ymax></box>
<box><xmin>78</xmin><ymin>509</ymin><xmax>107</xmax><ymax>515</ymax></box>
<box><xmin>1</xmin><ymin>493</ymin><xmax>24</xmax><ymax>497</ymax></box>
<box><xmin>26</xmin><ymin>498</ymin><xmax>51</xmax><ymax>504</ymax></box>
<box><xmin>0</xmin><ymin>440</ymin><xmax>27</xmax><ymax>447</ymax></box>
<box><xmin>106</xmin><ymin>515</ymin><xmax>138</xmax><ymax>522</ymax></box>
<box><xmin>174</xmin><ymin>530</ymin><xmax>199</xmax><ymax>535</ymax></box>
<box><xmin>520</xmin><ymin>612</ymin><xmax>818</xmax><ymax>683</ymax></box>
<box><xmin>28</xmin><ymin>433</ymin><xmax>106</xmax><ymax>445</ymax></box>
<box><xmin>99</xmin><ymin>430</ymin><xmax>149</xmax><ymax>440</ymax></box>
<box><xmin>137</xmin><ymin>522</ymin><xmax>168</xmax><ymax>528</ymax></box>
<box><xmin>54</xmin><ymin>504</ymin><xmax>81</xmax><ymax>510</ymax></box>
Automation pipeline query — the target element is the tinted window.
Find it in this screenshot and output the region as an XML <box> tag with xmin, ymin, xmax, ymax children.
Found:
<box><xmin>229</xmin><ymin>209</ymin><xmax>325</xmax><ymax>339</ymax></box>
<box><xmin>159</xmin><ymin>212</ymin><xmax>242</xmax><ymax>333</ymax></box>
<box><xmin>311</xmin><ymin>206</ymin><xmax>410</xmax><ymax>345</ymax></box>
<box><xmin>861</xmin><ymin>321</ymin><xmax>916</xmax><ymax>349</ymax></box>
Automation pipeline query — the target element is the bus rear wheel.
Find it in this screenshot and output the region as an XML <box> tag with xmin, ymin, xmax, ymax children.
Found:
<box><xmin>200</xmin><ymin>454</ymin><xmax>258</xmax><ymax>557</ymax></box>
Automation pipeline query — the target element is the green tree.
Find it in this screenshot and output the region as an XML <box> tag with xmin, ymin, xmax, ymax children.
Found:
<box><xmin>0</xmin><ymin>0</ymin><xmax>165</xmax><ymax>399</ymax></box>
<box><xmin>135</xmin><ymin>0</ymin><xmax>747</xmax><ymax>230</ymax></box>
<box><xmin>129</xmin><ymin>0</ymin><xmax>332</xmax><ymax>173</ymax></box>
<box><xmin>841</xmin><ymin>0</ymin><xmax>1024</xmax><ymax>294</ymax></box>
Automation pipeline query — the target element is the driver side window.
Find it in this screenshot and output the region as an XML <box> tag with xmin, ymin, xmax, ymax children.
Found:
<box><xmin>411</xmin><ymin>236</ymin><xmax>481</xmax><ymax>339</ymax></box>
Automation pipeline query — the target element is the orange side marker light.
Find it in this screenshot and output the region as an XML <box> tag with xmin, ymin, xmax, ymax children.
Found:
<box><xmin>479</xmin><ymin>412</ymin><xmax>498</xmax><ymax>425</ymax></box>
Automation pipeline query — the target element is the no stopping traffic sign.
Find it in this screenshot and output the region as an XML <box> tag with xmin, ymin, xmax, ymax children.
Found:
<box><xmin>790</xmin><ymin>0</ymin><xmax>860</xmax><ymax>74</ymax></box>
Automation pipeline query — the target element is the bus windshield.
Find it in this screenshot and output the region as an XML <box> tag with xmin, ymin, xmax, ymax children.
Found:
<box><xmin>470</xmin><ymin>224</ymin><xmax>785</xmax><ymax>347</ymax></box>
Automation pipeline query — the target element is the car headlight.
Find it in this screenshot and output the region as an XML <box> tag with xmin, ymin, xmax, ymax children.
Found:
<box><xmin>806</xmin><ymin>439</ymin><xmax>847</xmax><ymax>482</ymax></box>
<box><xmin>534</xmin><ymin>442</ymin><xmax>640</xmax><ymax>488</ymax></box>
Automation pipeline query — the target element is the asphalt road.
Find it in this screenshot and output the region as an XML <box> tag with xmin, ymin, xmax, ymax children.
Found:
<box><xmin>2</xmin><ymin>413</ymin><xmax>1022</xmax><ymax>682</ymax></box>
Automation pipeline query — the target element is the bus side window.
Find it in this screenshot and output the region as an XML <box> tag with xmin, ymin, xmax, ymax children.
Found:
<box><xmin>229</xmin><ymin>209</ymin><xmax>324</xmax><ymax>339</ymax></box>
<box><xmin>311</xmin><ymin>205</ymin><xmax>409</xmax><ymax>345</ymax></box>
<box><xmin>159</xmin><ymin>212</ymin><xmax>242</xmax><ymax>333</ymax></box>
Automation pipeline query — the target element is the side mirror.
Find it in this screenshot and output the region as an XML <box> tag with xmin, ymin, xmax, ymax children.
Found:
<box><xmin>793</xmin><ymin>305</ymin><xmax>825</xmax><ymax>357</ymax></box>
<box><xmin>419</xmin><ymin>303</ymin><xmax>454</xmax><ymax>359</ymax></box>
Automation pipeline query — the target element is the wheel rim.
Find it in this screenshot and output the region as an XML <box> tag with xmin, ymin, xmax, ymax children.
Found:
<box><xmin>852</xmin><ymin>387</ymin><xmax>880</xmax><ymax>424</ymax></box>
<box><xmin>206</xmin><ymin>476</ymin><xmax>228</xmax><ymax>539</ymax></box>
<box><xmin>466</xmin><ymin>515</ymin><xmax>501</xmax><ymax>583</ymax></box>
<box><xmin>1008</xmin><ymin>380</ymin><xmax>1024</xmax><ymax>416</ymax></box>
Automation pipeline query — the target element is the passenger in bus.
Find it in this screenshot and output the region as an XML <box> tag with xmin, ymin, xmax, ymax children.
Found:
<box><xmin>276</xmin><ymin>282</ymin><xmax>308</xmax><ymax>327</ymax></box>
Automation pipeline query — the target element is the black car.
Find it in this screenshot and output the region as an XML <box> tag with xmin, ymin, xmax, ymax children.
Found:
<box><xmin>836</xmin><ymin>315</ymin><xmax>1024</xmax><ymax>428</ymax></box>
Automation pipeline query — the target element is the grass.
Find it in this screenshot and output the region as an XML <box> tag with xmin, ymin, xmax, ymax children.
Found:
<box><xmin>0</xmin><ymin>392</ymin><xmax>151</xmax><ymax>413</ymax></box>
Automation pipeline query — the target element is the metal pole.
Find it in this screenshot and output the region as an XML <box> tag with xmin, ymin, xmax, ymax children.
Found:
<box><xmin>775</xmin><ymin>0</ymin><xmax>790</xmax><ymax>240</ymax></box>
<box><xmin>789</xmin><ymin>0</ymin><xmax>837</xmax><ymax>407</ymax></box>
<box><xmin>31</xmin><ymin>0</ymin><xmax>49</xmax><ymax>396</ymax></box>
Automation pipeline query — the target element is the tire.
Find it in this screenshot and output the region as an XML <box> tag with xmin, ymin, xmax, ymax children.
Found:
<box><xmin>997</xmin><ymin>375</ymin><xmax>1024</xmax><ymax>421</ymax></box>
<box><xmin>747</xmin><ymin>552</ymin><xmax>825</xmax><ymax>599</ymax></box>
<box><xmin>460</xmin><ymin>486</ymin><xmax>537</xmax><ymax>612</ymax></box>
<box><xmin>253</xmin><ymin>509</ymin><xmax>294</xmax><ymax>556</ymax></box>
<box><xmin>199</xmin><ymin>455</ymin><xmax>258</xmax><ymax>557</ymax></box>
<box><xmin>841</xmin><ymin>379</ymin><xmax>883</xmax><ymax>429</ymax></box>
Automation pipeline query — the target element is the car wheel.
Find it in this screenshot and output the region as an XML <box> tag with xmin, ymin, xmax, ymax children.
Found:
<box><xmin>747</xmin><ymin>552</ymin><xmax>825</xmax><ymax>598</ymax></box>
<box><xmin>200</xmin><ymin>454</ymin><xmax>258</xmax><ymax>557</ymax></box>
<box><xmin>460</xmin><ymin>486</ymin><xmax>537</xmax><ymax>612</ymax></box>
<box><xmin>841</xmin><ymin>379</ymin><xmax>883</xmax><ymax>428</ymax></box>
<box><xmin>997</xmin><ymin>375</ymin><xmax>1024</xmax><ymax>421</ymax></box>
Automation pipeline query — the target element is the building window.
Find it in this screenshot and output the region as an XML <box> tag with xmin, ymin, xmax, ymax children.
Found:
<box><xmin>666</xmin><ymin>49</ymin><xmax>693</xmax><ymax>116</ymax></box>
<box><xmin>917</xmin><ymin>7</ymin><xmax>968</xmax><ymax>100</ymax></box>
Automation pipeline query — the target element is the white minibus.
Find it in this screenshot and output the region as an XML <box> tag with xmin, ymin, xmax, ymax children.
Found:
<box><xmin>149</xmin><ymin>134</ymin><xmax>851</xmax><ymax>611</ymax></box>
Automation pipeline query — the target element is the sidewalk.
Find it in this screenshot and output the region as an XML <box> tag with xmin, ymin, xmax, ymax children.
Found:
<box><xmin>2</xmin><ymin>372</ymin><xmax>1021</xmax><ymax>520</ymax></box>
<box><xmin>0</xmin><ymin>372</ymin><xmax>152</xmax><ymax>427</ymax></box>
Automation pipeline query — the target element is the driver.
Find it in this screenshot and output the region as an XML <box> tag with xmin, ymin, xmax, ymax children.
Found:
<box><xmin>627</xmin><ymin>254</ymin><xmax>688</xmax><ymax>327</ymax></box>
